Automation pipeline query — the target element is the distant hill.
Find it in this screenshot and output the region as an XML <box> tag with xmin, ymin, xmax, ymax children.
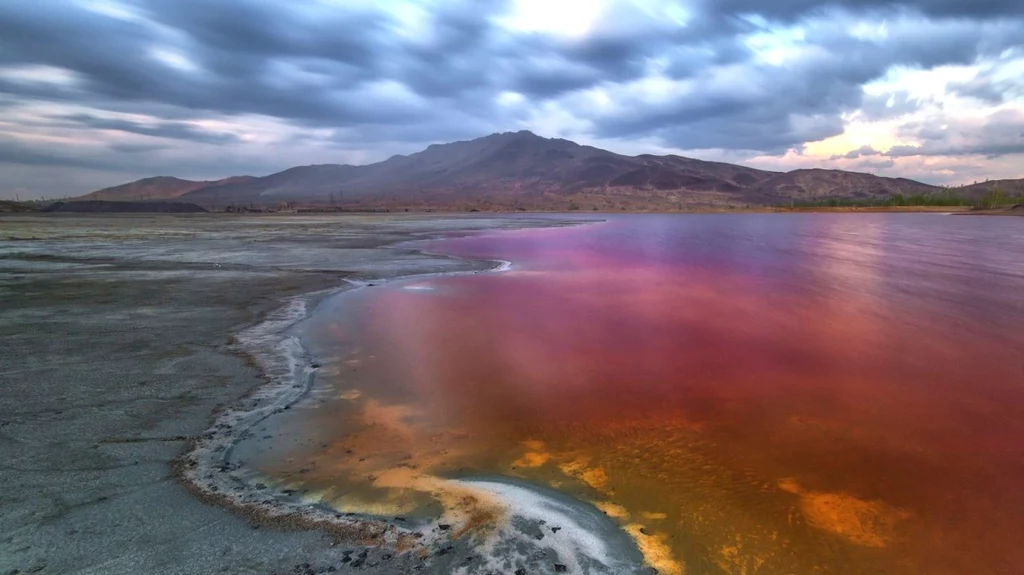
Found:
<box><xmin>79</xmin><ymin>175</ymin><xmax>254</xmax><ymax>201</ymax></box>
<box><xmin>955</xmin><ymin>179</ymin><xmax>1024</xmax><ymax>199</ymax></box>
<box><xmin>44</xmin><ymin>201</ymin><xmax>208</xmax><ymax>213</ymax></box>
<box><xmin>752</xmin><ymin>169</ymin><xmax>937</xmax><ymax>202</ymax></box>
<box><xmin>79</xmin><ymin>131</ymin><xmax>982</xmax><ymax>210</ymax></box>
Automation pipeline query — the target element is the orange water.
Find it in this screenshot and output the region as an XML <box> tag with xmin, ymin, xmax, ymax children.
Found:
<box><xmin>265</xmin><ymin>214</ymin><xmax>1024</xmax><ymax>574</ymax></box>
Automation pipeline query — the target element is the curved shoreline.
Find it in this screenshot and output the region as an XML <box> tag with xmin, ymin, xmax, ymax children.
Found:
<box><xmin>171</xmin><ymin>218</ymin><xmax>651</xmax><ymax>574</ymax></box>
<box><xmin>173</xmin><ymin>238</ymin><xmax>528</xmax><ymax>553</ymax></box>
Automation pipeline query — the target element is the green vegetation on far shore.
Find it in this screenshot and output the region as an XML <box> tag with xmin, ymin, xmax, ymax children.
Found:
<box><xmin>789</xmin><ymin>187</ymin><xmax>1024</xmax><ymax>209</ymax></box>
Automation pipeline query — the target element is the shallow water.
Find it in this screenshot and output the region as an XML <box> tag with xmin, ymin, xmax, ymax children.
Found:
<box><xmin>246</xmin><ymin>214</ymin><xmax>1024</xmax><ymax>574</ymax></box>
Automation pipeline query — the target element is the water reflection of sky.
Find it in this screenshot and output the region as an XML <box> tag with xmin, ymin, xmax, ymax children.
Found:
<box><xmin>278</xmin><ymin>214</ymin><xmax>1024</xmax><ymax>575</ymax></box>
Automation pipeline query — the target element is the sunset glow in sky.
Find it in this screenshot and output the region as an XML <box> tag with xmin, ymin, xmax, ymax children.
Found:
<box><xmin>2</xmin><ymin>0</ymin><xmax>1023</xmax><ymax>198</ymax></box>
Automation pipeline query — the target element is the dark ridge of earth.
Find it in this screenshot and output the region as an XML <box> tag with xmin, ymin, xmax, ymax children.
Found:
<box><xmin>0</xmin><ymin>200</ymin><xmax>36</xmax><ymax>213</ymax></box>
<box><xmin>45</xmin><ymin>200</ymin><xmax>209</xmax><ymax>213</ymax></box>
<box><xmin>78</xmin><ymin>130</ymin><xmax>1015</xmax><ymax>211</ymax></box>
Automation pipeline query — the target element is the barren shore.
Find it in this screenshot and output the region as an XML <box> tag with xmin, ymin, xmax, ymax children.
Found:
<box><xmin>0</xmin><ymin>213</ymin><xmax>571</xmax><ymax>575</ymax></box>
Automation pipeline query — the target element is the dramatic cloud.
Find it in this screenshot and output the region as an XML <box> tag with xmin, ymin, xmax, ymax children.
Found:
<box><xmin>1</xmin><ymin>0</ymin><xmax>1023</xmax><ymax>197</ymax></box>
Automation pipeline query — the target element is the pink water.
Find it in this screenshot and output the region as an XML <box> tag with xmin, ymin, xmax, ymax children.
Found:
<box><xmin>273</xmin><ymin>214</ymin><xmax>1024</xmax><ymax>574</ymax></box>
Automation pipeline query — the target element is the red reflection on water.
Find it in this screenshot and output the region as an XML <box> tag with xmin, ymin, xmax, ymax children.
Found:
<box><xmin>349</xmin><ymin>216</ymin><xmax>1024</xmax><ymax>573</ymax></box>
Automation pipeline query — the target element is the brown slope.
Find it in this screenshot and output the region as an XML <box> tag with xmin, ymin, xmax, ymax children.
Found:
<box><xmin>955</xmin><ymin>179</ymin><xmax>1024</xmax><ymax>199</ymax></box>
<box><xmin>181</xmin><ymin>131</ymin><xmax>780</xmax><ymax>208</ymax></box>
<box><xmin>78</xmin><ymin>176</ymin><xmax>255</xmax><ymax>201</ymax></box>
<box><xmin>116</xmin><ymin>132</ymin><xmax>946</xmax><ymax>210</ymax></box>
<box><xmin>753</xmin><ymin>169</ymin><xmax>940</xmax><ymax>203</ymax></box>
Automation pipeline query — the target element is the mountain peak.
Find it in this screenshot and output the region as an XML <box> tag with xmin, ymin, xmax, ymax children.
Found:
<box><xmin>78</xmin><ymin>132</ymin><xmax>955</xmax><ymax>210</ymax></box>
<box><xmin>487</xmin><ymin>129</ymin><xmax>541</xmax><ymax>140</ymax></box>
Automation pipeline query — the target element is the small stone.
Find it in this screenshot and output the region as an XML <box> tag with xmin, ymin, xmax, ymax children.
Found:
<box><xmin>555</xmin><ymin>564</ymin><xmax>568</xmax><ymax>572</ymax></box>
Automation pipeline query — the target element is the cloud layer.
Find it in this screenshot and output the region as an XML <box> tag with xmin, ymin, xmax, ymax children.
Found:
<box><xmin>2</xmin><ymin>0</ymin><xmax>1023</xmax><ymax>197</ymax></box>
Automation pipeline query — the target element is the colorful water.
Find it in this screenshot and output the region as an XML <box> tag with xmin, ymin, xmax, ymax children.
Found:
<box><xmin>244</xmin><ymin>214</ymin><xmax>1024</xmax><ymax>574</ymax></box>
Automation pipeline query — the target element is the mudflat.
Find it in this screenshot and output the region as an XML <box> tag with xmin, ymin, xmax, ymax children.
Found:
<box><xmin>0</xmin><ymin>213</ymin><xmax>567</xmax><ymax>575</ymax></box>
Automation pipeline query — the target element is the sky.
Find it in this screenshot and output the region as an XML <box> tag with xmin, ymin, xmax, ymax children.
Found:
<box><xmin>2</xmin><ymin>0</ymin><xmax>1024</xmax><ymax>199</ymax></box>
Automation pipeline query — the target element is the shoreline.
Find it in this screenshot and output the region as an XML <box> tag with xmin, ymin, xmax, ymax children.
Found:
<box><xmin>172</xmin><ymin>223</ymin><xmax>589</xmax><ymax>561</ymax></box>
<box><xmin>0</xmin><ymin>213</ymin><xmax>581</xmax><ymax>574</ymax></box>
<box><xmin>175</xmin><ymin>218</ymin><xmax>661</xmax><ymax>574</ymax></box>
<box><xmin>3</xmin><ymin>205</ymin><xmax>1003</xmax><ymax>217</ymax></box>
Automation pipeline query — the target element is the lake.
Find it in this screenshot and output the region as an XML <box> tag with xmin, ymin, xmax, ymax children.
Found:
<box><xmin>242</xmin><ymin>213</ymin><xmax>1024</xmax><ymax>574</ymax></box>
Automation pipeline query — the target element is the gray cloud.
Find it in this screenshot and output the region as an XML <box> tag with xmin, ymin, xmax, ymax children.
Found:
<box><xmin>858</xmin><ymin>91</ymin><xmax>929</xmax><ymax>121</ymax></box>
<box><xmin>1</xmin><ymin>0</ymin><xmax>1023</xmax><ymax>197</ymax></box>
<box><xmin>852</xmin><ymin>158</ymin><xmax>896</xmax><ymax>170</ymax></box>
<box><xmin>830</xmin><ymin>145</ymin><xmax>882</xmax><ymax>160</ymax></box>
<box><xmin>108</xmin><ymin>142</ymin><xmax>173</xmax><ymax>154</ymax></box>
<box><xmin>701</xmin><ymin>0</ymin><xmax>1024</xmax><ymax>21</ymax></box>
<box><xmin>54</xmin><ymin>113</ymin><xmax>241</xmax><ymax>144</ymax></box>
<box><xmin>887</xmin><ymin>109</ymin><xmax>1024</xmax><ymax>157</ymax></box>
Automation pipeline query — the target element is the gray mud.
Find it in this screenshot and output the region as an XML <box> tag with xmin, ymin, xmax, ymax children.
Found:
<box><xmin>0</xmin><ymin>213</ymin><xmax>581</xmax><ymax>575</ymax></box>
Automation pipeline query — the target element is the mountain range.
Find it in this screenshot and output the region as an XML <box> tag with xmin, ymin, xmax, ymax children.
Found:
<box><xmin>78</xmin><ymin>131</ymin><xmax>1020</xmax><ymax>210</ymax></box>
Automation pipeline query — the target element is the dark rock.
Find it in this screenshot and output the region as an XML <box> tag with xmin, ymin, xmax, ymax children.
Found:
<box><xmin>555</xmin><ymin>564</ymin><xmax>568</xmax><ymax>572</ymax></box>
<box><xmin>44</xmin><ymin>200</ymin><xmax>208</xmax><ymax>213</ymax></box>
